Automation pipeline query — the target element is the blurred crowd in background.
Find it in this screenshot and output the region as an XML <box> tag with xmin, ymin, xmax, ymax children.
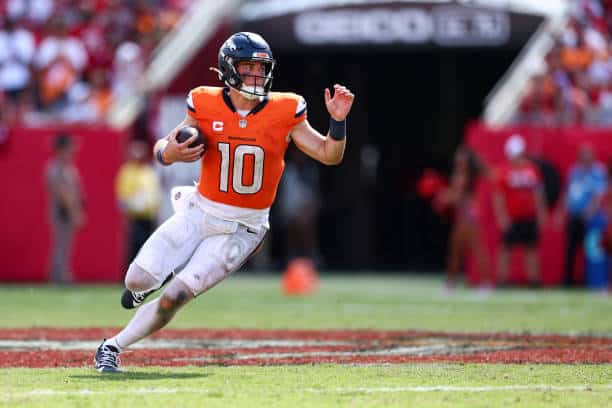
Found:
<box><xmin>518</xmin><ymin>0</ymin><xmax>612</xmax><ymax>125</ymax></box>
<box><xmin>0</xmin><ymin>0</ymin><xmax>188</xmax><ymax>126</ymax></box>
<box><xmin>4</xmin><ymin>0</ymin><xmax>612</xmax><ymax>289</ymax></box>
<box><xmin>421</xmin><ymin>136</ymin><xmax>612</xmax><ymax>292</ymax></box>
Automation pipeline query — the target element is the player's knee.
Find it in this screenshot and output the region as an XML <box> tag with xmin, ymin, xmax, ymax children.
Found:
<box><xmin>157</xmin><ymin>295</ymin><xmax>177</xmax><ymax>318</ymax></box>
<box><xmin>157</xmin><ymin>281</ymin><xmax>193</xmax><ymax>318</ymax></box>
<box><xmin>157</xmin><ymin>292</ymin><xmax>187</xmax><ymax>323</ymax></box>
<box><xmin>124</xmin><ymin>263</ymin><xmax>158</xmax><ymax>292</ymax></box>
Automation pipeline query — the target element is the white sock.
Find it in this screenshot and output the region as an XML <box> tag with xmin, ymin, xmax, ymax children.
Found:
<box><xmin>114</xmin><ymin>297</ymin><xmax>163</xmax><ymax>350</ymax></box>
<box><xmin>103</xmin><ymin>337</ymin><xmax>122</xmax><ymax>352</ymax></box>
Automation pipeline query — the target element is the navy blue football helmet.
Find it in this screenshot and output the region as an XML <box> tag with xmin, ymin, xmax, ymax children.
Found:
<box><xmin>216</xmin><ymin>32</ymin><xmax>275</xmax><ymax>99</ymax></box>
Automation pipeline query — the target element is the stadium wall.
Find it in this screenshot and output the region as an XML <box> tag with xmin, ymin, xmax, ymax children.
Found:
<box><xmin>0</xmin><ymin>126</ymin><xmax>128</xmax><ymax>283</ymax></box>
<box><xmin>465</xmin><ymin>122</ymin><xmax>612</xmax><ymax>285</ymax></box>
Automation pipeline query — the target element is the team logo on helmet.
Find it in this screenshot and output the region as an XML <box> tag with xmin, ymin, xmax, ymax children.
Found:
<box><xmin>214</xmin><ymin>32</ymin><xmax>276</xmax><ymax>99</ymax></box>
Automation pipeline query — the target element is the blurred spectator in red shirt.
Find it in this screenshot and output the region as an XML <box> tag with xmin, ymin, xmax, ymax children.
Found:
<box><xmin>79</xmin><ymin>10</ymin><xmax>115</xmax><ymax>71</ymax></box>
<box><xmin>492</xmin><ymin>134</ymin><xmax>547</xmax><ymax>287</ymax></box>
<box><xmin>518</xmin><ymin>72</ymin><xmax>559</xmax><ymax>126</ymax></box>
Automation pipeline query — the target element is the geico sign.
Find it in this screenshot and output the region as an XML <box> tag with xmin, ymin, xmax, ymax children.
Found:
<box><xmin>294</xmin><ymin>8</ymin><xmax>510</xmax><ymax>46</ymax></box>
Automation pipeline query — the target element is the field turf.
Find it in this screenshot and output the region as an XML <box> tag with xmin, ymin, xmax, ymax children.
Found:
<box><xmin>1</xmin><ymin>275</ymin><xmax>611</xmax><ymax>407</ymax></box>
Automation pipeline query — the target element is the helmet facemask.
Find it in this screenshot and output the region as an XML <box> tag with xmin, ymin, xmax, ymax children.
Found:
<box><xmin>218</xmin><ymin>53</ymin><xmax>275</xmax><ymax>99</ymax></box>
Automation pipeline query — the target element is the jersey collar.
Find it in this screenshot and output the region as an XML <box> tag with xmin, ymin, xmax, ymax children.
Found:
<box><xmin>222</xmin><ymin>87</ymin><xmax>269</xmax><ymax>116</ymax></box>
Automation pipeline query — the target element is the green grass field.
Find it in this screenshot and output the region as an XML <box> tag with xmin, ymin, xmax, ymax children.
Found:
<box><xmin>1</xmin><ymin>275</ymin><xmax>611</xmax><ymax>407</ymax></box>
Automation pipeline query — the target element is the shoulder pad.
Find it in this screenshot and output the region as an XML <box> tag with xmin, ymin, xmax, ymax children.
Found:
<box><xmin>187</xmin><ymin>86</ymin><xmax>223</xmax><ymax>115</ymax></box>
<box><xmin>269</xmin><ymin>92</ymin><xmax>307</xmax><ymax>118</ymax></box>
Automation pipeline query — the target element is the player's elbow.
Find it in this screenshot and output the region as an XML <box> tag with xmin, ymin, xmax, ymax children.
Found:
<box><xmin>330</xmin><ymin>156</ymin><xmax>344</xmax><ymax>166</ymax></box>
<box><xmin>323</xmin><ymin>153</ymin><xmax>344</xmax><ymax>166</ymax></box>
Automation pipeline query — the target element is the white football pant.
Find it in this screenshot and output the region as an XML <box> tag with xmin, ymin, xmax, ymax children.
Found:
<box><xmin>133</xmin><ymin>187</ymin><xmax>266</xmax><ymax>296</ymax></box>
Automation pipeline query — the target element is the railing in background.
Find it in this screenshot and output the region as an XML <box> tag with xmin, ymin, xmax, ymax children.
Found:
<box><xmin>483</xmin><ymin>1</ymin><xmax>570</xmax><ymax>126</ymax></box>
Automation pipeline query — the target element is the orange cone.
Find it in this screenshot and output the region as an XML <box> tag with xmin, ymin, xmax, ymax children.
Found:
<box><xmin>282</xmin><ymin>257</ymin><xmax>319</xmax><ymax>295</ymax></box>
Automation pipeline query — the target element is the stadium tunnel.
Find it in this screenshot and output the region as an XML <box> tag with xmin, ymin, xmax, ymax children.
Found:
<box><xmin>217</xmin><ymin>1</ymin><xmax>543</xmax><ymax>270</ymax></box>
<box><xmin>266</xmin><ymin>50</ymin><xmax>522</xmax><ymax>271</ymax></box>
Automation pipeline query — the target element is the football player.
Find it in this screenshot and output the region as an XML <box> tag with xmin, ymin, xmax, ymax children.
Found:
<box><xmin>95</xmin><ymin>32</ymin><xmax>354</xmax><ymax>372</ymax></box>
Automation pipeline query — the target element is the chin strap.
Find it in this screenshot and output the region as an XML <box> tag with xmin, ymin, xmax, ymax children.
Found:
<box><xmin>210</xmin><ymin>67</ymin><xmax>267</xmax><ymax>99</ymax></box>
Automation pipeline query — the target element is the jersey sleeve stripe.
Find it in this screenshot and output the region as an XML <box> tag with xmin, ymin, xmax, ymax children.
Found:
<box><xmin>294</xmin><ymin>98</ymin><xmax>307</xmax><ymax>116</ymax></box>
<box><xmin>187</xmin><ymin>92</ymin><xmax>196</xmax><ymax>113</ymax></box>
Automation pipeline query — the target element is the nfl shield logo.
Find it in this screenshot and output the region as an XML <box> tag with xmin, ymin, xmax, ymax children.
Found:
<box><xmin>239</xmin><ymin>119</ymin><xmax>247</xmax><ymax>128</ymax></box>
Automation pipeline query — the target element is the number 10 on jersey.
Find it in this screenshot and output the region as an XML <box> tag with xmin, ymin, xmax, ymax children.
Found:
<box><xmin>218</xmin><ymin>142</ymin><xmax>264</xmax><ymax>194</ymax></box>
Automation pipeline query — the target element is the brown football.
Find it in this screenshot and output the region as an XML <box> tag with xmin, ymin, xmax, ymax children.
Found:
<box><xmin>176</xmin><ymin>126</ymin><xmax>206</xmax><ymax>150</ymax></box>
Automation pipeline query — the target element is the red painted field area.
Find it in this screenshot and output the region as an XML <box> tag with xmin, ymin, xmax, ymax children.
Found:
<box><xmin>1</xmin><ymin>328</ymin><xmax>611</xmax><ymax>368</ymax></box>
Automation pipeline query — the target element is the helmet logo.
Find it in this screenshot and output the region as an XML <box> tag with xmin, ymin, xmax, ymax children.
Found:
<box><xmin>218</xmin><ymin>33</ymin><xmax>275</xmax><ymax>97</ymax></box>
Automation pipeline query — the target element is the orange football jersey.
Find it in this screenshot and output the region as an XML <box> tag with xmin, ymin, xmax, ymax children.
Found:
<box><xmin>187</xmin><ymin>86</ymin><xmax>307</xmax><ymax>209</ymax></box>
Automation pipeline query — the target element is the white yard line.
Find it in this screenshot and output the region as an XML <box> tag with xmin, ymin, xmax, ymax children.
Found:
<box><xmin>0</xmin><ymin>338</ymin><xmax>347</xmax><ymax>351</ymax></box>
<box><xmin>0</xmin><ymin>339</ymin><xmax>515</xmax><ymax>358</ymax></box>
<box><xmin>303</xmin><ymin>384</ymin><xmax>612</xmax><ymax>393</ymax></box>
<box><xmin>12</xmin><ymin>388</ymin><xmax>210</xmax><ymax>397</ymax></box>
<box><xmin>6</xmin><ymin>384</ymin><xmax>612</xmax><ymax>398</ymax></box>
<box><xmin>175</xmin><ymin>344</ymin><xmax>516</xmax><ymax>362</ymax></box>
